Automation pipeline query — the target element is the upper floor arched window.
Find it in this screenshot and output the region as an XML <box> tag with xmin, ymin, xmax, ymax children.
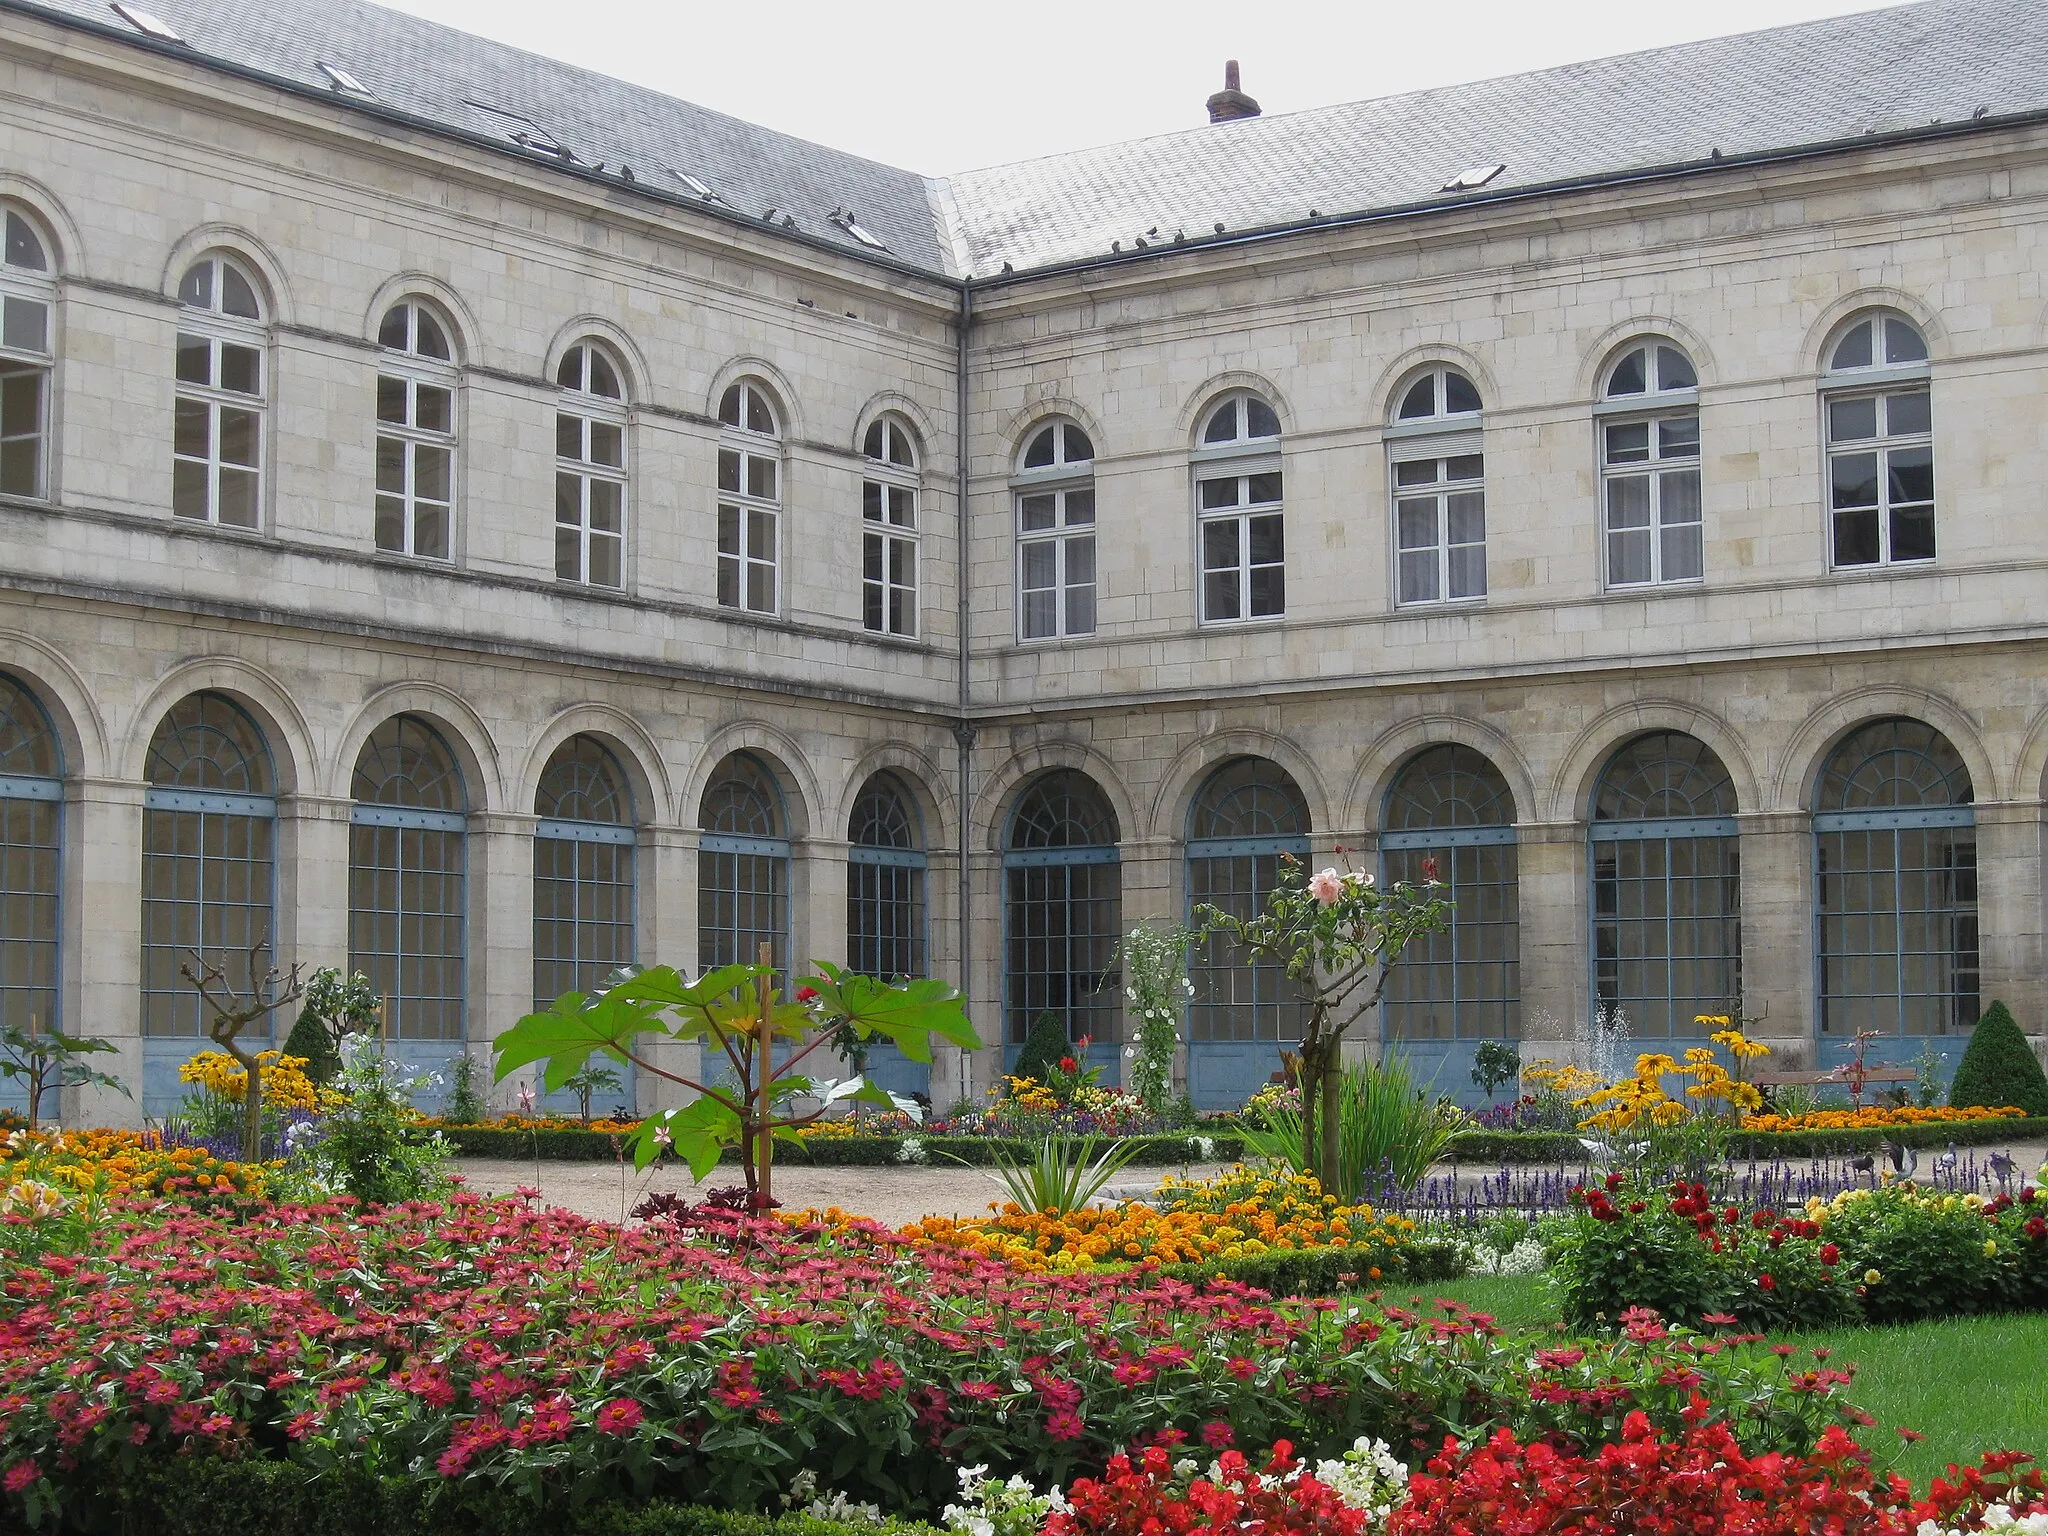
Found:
<box><xmin>1194</xmin><ymin>393</ymin><xmax>1284</xmax><ymax>624</ymax></box>
<box><xmin>174</xmin><ymin>255</ymin><xmax>266</xmax><ymax>530</ymax></box>
<box><xmin>1014</xmin><ymin>419</ymin><xmax>1095</xmax><ymax>640</ymax></box>
<box><xmin>1</xmin><ymin>206</ymin><xmax>56</xmax><ymax>501</ymax></box>
<box><xmin>716</xmin><ymin>381</ymin><xmax>781</xmax><ymax>614</ymax></box>
<box><xmin>861</xmin><ymin>415</ymin><xmax>920</xmax><ymax>636</ymax></box>
<box><xmin>375</xmin><ymin>301</ymin><xmax>457</xmax><ymax>560</ymax></box>
<box><xmin>555</xmin><ymin>342</ymin><xmax>626</xmax><ymax>588</ymax></box>
<box><xmin>1390</xmin><ymin>367</ymin><xmax>1486</xmax><ymax>606</ymax></box>
<box><xmin>1823</xmin><ymin>310</ymin><xmax>1932</xmax><ymax>570</ymax></box>
<box><xmin>1599</xmin><ymin>341</ymin><xmax>1701</xmax><ymax>587</ymax></box>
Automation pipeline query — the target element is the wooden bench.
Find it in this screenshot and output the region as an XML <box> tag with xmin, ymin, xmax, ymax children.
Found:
<box><xmin>1751</xmin><ymin>1067</ymin><xmax>1917</xmax><ymax>1088</ymax></box>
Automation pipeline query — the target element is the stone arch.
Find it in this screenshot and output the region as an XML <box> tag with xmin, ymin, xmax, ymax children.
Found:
<box><xmin>1149</xmin><ymin>731</ymin><xmax>1332</xmax><ymax>845</ymax></box>
<box><xmin>1802</xmin><ymin>286</ymin><xmax>1950</xmax><ymax>372</ymax></box>
<box><xmin>120</xmin><ymin>657</ymin><xmax>316</xmax><ymax>796</ymax></box>
<box><xmin>684</xmin><ymin>722</ymin><xmax>820</xmax><ymax>840</ymax></box>
<box><xmin>1371</xmin><ymin>343</ymin><xmax>1501</xmax><ymax>423</ymax></box>
<box><xmin>1000</xmin><ymin>394</ymin><xmax>1108</xmax><ymax>466</ymax></box>
<box><xmin>974</xmin><ymin>743</ymin><xmax>1137</xmax><ymax>854</ymax></box>
<box><xmin>2010</xmin><ymin>702</ymin><xmax>2048</xmax><ymax>805</ymax></box>
<box><xmin>852</xmin><ymin>390</ymin><xmax>941</xmax><ymax>464</ymax></box>
<box><xmin>361</xmin><ymin>273</ymin><xmax>480</xmax><ymax>365</ymax></box>
<box><xmin>1551</xmin><ymin>699</ymin><xmax>1760</xmax><ymax>824</ymax></box>
<box><xmin>518</xmin><ymin>705</ymin><xmax>674</xmax><ymax>827</ymax></box>
<box><xmin>1778</xmin><ymin>685</ymin><xmax>1995</xmax><ymax>811</ymax></box>
<box><xmin>705</xmin><ymin>356</ymin><xmax>804</xmax><ymax>441</ymax></box>
<box><xmin>1176</xmin><ymin>370</ymin><xmax>1296</xmax><ymax>441</ymax></box>
<box><xmin>1574</xmin><ymin>314</ymin><xmax>1721</xmax><ymax>400</ymax></box>
<box><xmin>836</xmin><ymin>741</ymin><xmax>958</xmax><ymax>851</ymax></box>
<box><xmin>0</xmin><ymin>175</ymin><xmax>84</xmax><ymax>273</ymax></box>
<box><xmin>160</xmin><ymin>225</ymin><xmax>295</xmax><ymax>328</ymax></box>
<box><xmin>333</xmin><ymin>683</ymin><xmax>505</xmax><ymax>811</ymax></box>
<box><xmin>541</xmin><ymin>316</ymin><xmax>651</xmax><ymax>405</ymax></box>
<box><xmin>1349</xmin><ymin>714</ymin><xmax>1540</xmax><ymax>833</ymax></box>
<box><xmin>0</xmin><ymin>631</ymin><xmax>107</xmax><ymax>779</ymax></box>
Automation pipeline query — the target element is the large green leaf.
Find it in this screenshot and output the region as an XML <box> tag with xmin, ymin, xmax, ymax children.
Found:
<box><xmin>633</xmin><ymin>1094</ymin><xmax>742</xmax><ymax>1176</ymax></box>
<box><xmin>491</xmin><ymin>989</ymin><xmax>668</xmax><ymax>1085</ymax></box>
<box><xmin>799</xmin><ymin>963</ymin><xmax>979</xmax><ymax>1061</ymax></box>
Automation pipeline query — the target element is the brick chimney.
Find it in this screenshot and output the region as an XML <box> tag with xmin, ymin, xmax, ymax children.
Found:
<box><xmin>1206</xmin><ymin>60</ymin><xmax>1261</xmax><ymax>124</ymax></box>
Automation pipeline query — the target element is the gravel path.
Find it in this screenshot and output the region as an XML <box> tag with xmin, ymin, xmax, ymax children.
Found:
<box><xmin>453</xmin><ymin>1157</ymin><xmax>1230</xmax><ymax>1228</ymax></box>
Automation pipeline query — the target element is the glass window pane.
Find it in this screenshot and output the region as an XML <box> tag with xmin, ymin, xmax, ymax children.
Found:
<box><xmin>218</xmin><ymin>407</ymin><xmax>258</xmax><ymax>467</ymax></box>
<box><xmin>174</xmin><ymin>397</ymin><xmax>210</xmax><ymax>458</ymax></box>
<box><xmin>172</xmin><ymin>458</ymin><xmax>209</xmax><ymax>520</ymax></box>
<box><xmin>377</xmin><ymin>375</ymin><xmax>407</xmax><ymax>425</ymax></box>
<box><xmin>1657</xmin><ymin>415</ymin><xmax>1699</xmax><ymax>457</ymax></box>
<box><xmin>747</xmin><ymin>455</ymin><xmax>777</xmax><ymax>500</ymax></box>
<box><xmin>1443</xmin><ymin>371</ymin><xmax>1481</xmax><ymax>414</ymax></box>
<box><xmin>176</xmin><ymin>334</ymin><xmax>212</xmax><ymax>386</ymax></box>
<box><xmin>1604</xmin><ymin>420</ymin><xmax>1650</xmax><ymax>463</ymax></box>
<box><xmin>217</xmin><ymin>467</ymin><xmax>258</xmax><ymax>527</ymax></box>
<box><xmin>1660</xmin><ymin>518</ymin><xmax>1703</xmax><ymax>581</ymax></box>
<box><xmin>1891</xmin><ymin>505</ymin><xmax>1936</xmax><ymax>562</ymax></box>
<box><xmin>1201</xmin><ymin>517</ymin><xmax>1239</xmax><ymax>573</ymax></box>
<box><xmin>556</xmin><ymin>412</ymin><xmax>582</xmax><ymax>461</ymax></box>
<box><xmin>1394</xmin><ymin>458</ymin><xmax>1438</xmax><ymax>488</ymax></box>
<box><xmin>1397</xmin><ymin>376</ymin><xmax>1435</xmax><ymax>420</ymax></box>
<box><xmin>1886</xmin><ymin>391</ymin><xmax>1931</xmax><ymax>437</ymax></box>
<box><xmin>1398</xmin><ymin>549</ymin><xmax>1438</xmax><ymax>604</ymax></box>
<box><xmin>1828</xmin><ymin>397</ymin><xmax>1878</xmax><ymax>443</ymax></box>
<box><xmin>1064</xmin><ymin>488</ymin><xmax>1095</xmax><ymax>526</ymax></box>
<box><xmin>1606</xmin><ymin>347</ymin><xmax>1647</xmax><ymax>396</ymax></box>
<box><xmin>1606</xmin><ymin>474</ymin><xmax>1650</xmax><ymax>532</ymax></box>
<box><xmin>1445</xmin><ymin>454</ymin><xmax>1483</xmax><ymax>482</ymax></box>
<box><xmin>1831</xmin><ymin>319</ymin><xmax>1873</xmax><ymax>371</ymax></box>
<box><xmin>1396</xmin><ymin>498</ymin><xmax>1438</xmax><ymax>551</ymax></box>
<box><xmin>1609</xmin><ymin>525</ymin><xmax>1651</xmax><ymax>586</ymax></box>
<box><xmin>414</xmin><ymin>500</ymin><xmax>448</xmax><ymax>559</ymax></box>
<box><xmin>1884</xmin><ymin>317</ymin><xmax>1928</xmax><ymax>365</ymax></box>
<box><xmin>415</xmin><ymin>385</ymin><xmax>451</xmax><ymax>434</ymax></box>
<box><xmin>1199</xmin><ymin>477</ymin><xmax>1239</xmax><ymax>510</ymax></box>
<box><xmin>1247</xmin><ymin>471</ymin><xmax>1282</xmax><ymax>504</ymax></box>
<box><xmin>1656</xmin><ymin>346</ymin><xmax>1697</xmax><ymax>391</ymax></box>
<box><xmin>1834</xmin><ymin>508</ymin><xmax>1880</xmax><ymax>566</ymax></box>
<box><xmin>414</xmin><ymin>444</ymin><xmax>449</xmax><ymax>502</ymax></box>
<box><xmin>1831</xmin><ymin>452</ymin><xmax>1880</xmax><ymax>509</ymax></box>
<box><xmin>219</xmin><ymin>345</ymin><xmax>261</xmax><ymax>396</ymax></box>
<box><xmin>1887</xmin><ymin>445</ymin><xmax>1934</xmax><ymax>507</ymax></box>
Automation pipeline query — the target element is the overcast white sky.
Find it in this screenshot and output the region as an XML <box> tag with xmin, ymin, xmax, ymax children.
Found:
<box><xmin>376</xmin><ymin>0</ymin><xmax>1914</xmax><ymax>175</ymax></box>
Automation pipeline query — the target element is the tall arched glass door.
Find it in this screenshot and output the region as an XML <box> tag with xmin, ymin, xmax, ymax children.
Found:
<box><xmin>1382</xmin><ymin>745</ymin><xmax>1519</xmax><ymax>1041</ymax></box>
<box><xmin>0</xmin><ymin>673</ymin><xmax>61</xmax><ymax>1040</ymax></box>
<box><xmin>698</xmin><ymin>752</ymin><xmax>789</xmax><ymax>973</ymax></box>
<box><xmin>141</xmin><ymin>693</ymin><xmax>278</xmax><ymax>1035</ymax></box>
<box><xmin>847</xmin><ymin>772</ymin><xmax>926</xmax><ymax>982</ymax></box>
<box><xmin>533</xmin><ymin>735</ymin><xmax>636</xmax><ymax>1008</ymax></box>
<box><xmin>1590</xmin><ymin>732</ymin><xmax>1741</xmax><ymax>1036</ymax></box>
<box><xmin>349</xmin><ymin>715</ymin><xmax>468</xmax><ymax>1040</ymax></box>
<box><xmin>1816</xmin><ymin>718</ymin><xmax>1976</xmax><ymax>1036</ymax></box>
<box><xmin>1004</xmin><ymin>770</ymin><xmax>1120</xmax><ymax>1052</ymax></box>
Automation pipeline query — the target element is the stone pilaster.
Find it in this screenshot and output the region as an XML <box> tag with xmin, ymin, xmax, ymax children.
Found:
<box><xmin>1972</xmin><ymin>800</ymin><xmax>2046</xmax><ymax>1041</ymax></box>
<box><xmin>65</xmin><ymin>777</ymin><xmax>145</xmax><ymax>1128</ymax></box>
<box><xmin>1734</xmin><ymin>810</ymin><xmax>1816</xmax><ymax>1062</ymax></box>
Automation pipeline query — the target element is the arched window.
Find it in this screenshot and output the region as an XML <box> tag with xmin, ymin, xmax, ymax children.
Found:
<box><xmin>716</xmin><ymin>381</ymin><xmax>781</xmax><ymax>614</ymax></box>
<box><xmin>533</xmin><ymin>735</ymin><xmax>636</xmax><ymax>1010</ymax></box>
<box><xmin>1816</xmin><ymin>718</ymin><xmax>1976</xmax><ymax>1036</ymax></box>
<box><xmin>1382</xmin><ymin>745</ymin><xmax>1519</xmax><ymax>1040</ymax></box>
<box><xmin>846</xmin><ymin>772</ymin><xmax>926</xmax><ymax>980</ymax></box>
<box><xmin>1590</xmin><ymin>733</ymin><xmax>1741</xmax><ymax>1036</ymax></box>
<box><xmin>1004</xmin><ymin>770</ymin><xmax>1120</xmax><ymax>1047</ymax></box>
<box><xmin>1187</xmin><ymin>757</ymin><xmax>1308</xmax><ymax>1042</ymax></box>
<box><xmin>1013</xmin><ymin>419</ymin><xmax>1095</xmax><ymax>640</ymax></box>
<box><xmin>375</xmin><ymin>301</ymin><xmax>456</xmax><ymax>560</ymax></box>
<box><xmin>1390</xmin><ymin>366</ymin><xmax>1486</xmax><ymax>606</ymax></box>
<box><xmin>1193</xmin><ymin>392</ymin><xmax>1284</xmax><ymax>624</ymax></box>
<box><xmin>173</xmin><ymin>254</ymin><xmax>265</xmax><ymax>529</ymax></box>
<box><xmin>1</xmin><ymin>206</ymin><xmax>55</xmax><ymax>500</ymax></box>
<box><xmin>861</xmin><ymin>416</ymin><xmax>919</xmax><ymax>636</ymax></box>
<box><xmin>1599</xmin><ymin>341</ymin><xmax>1701</xmax><ymax>587</ymax></box>
<box><xmin>1823</xmin><ymin>311</ymin><xmax>1933</xmax><ymax>569</ymax></box>
<box><xmin>554</xmin><ymin>343</ymin><xmax>626</xmax><ymax>588</ymax></box>
<box><xmin>349</xmin><ymin>715</ymin><xmax>467</xmax><ymax>1039</ymax></box>
<box><xmin>140</xmin><ymin>693</ymin><xmax>276</xmax><ymax>1036</ymax></box>
<box><xmin>0</xmin><ymin>673</ymin><xmax>62</xmax><ymax>1036</ymax></box>
<box><xmin>698</xmin><ymin>751</ymin><xmax>789</xmax><ymax>972</ymax></box>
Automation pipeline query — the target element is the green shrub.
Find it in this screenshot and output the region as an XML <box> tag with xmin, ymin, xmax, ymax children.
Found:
<box><xmin>1154</xmin><ymin>1238</ymin><xmax>1464</xmax><ymax>1296</ymax></box>
<box><xmin>1950</xmin><ymin>1000</ymin><xmax>2048</xmax><ymax>1118</ymax></box>
<box><xmin>1009</xmin><ymin>1010</ymin><xmax>1074</xmax><ymax>1087</ymax></box>
<box><xmin>279</xmin><ymin>1006</ymin><xmax>342</xmax><ymax>1087</ymax></box>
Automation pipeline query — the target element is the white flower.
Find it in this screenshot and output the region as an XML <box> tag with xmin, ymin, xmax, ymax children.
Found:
<box><xmin>1309</xmin><ymin>868</ymin><xmax>1343</xmax><ymax>905</ymax></box>
<box><xmin>896</xmin><ymin>1135</ymin><xmax>928</xmax><ymax>1164</ymax></box>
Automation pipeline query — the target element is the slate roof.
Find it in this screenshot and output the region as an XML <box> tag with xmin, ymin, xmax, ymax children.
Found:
<box><xmin>9</xmin><ymin>0</ymin><xmax>2048</xmax><ymax>282</ymax></box>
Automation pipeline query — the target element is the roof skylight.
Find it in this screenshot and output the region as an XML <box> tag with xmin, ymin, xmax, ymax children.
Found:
<box><xmin>667</xmin><ymin>168</ymin><xmax>725</xmax><ymax>204</ymax></box>
<box><xmin>110</xmin><ymin>2</ymin><xmax>184</xmax><ymax>42</ymax></box>
<box><xmin>830</xmin><ymin>208</ymin><xmax>887</xmax><ymax>250</ymax></box>
<box><xmin>1442</xmin><ymin>163</ymin><xmax>1506</xmax><ymax>192</ymax></box>
<box><xmin>316</xmin><ymin>61</ymin><xmax>371</xmax><ymax>95</ymax></box>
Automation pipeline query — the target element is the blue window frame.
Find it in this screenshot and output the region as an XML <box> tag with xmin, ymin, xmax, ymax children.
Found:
<box><xmin>141</xmin><ymin>693</ymin><xmax>277</xmax><ymax>1036</ymax></box>
<box><xmin>1815</xmin><ymin>718</ymin><xmax>1976</xmax><ymax>1036</ymax></box>
<box><xmin>847</xmin><ymin>772</ymin><xmax>926</xmax><ymax>981</ymax></box>
<box><xmin>698</xmin><ymin>752</ymin><xmax>789</xmax><ymax>974</ymax></box>
<box><xmin>0</xmin><ymin>672</ymin><xmax>61</xmax><ymax>1037</ymax></box>
<box><xmin>1004</xmin><ymin>770</ymin><xmax>1120</xmax><ymax>1045</ymax></box>
<box><xmin>1186</xmin><ymin>757</ymin><xmax>1309</xmax><ymax>1043</ymax></box>
<box><xmin>350</xmin><ymin>715</ymin><xmax>468</xmax><ymax>1041</ymax></box>
<box><xmin>533</xmin><ymin>735</ymin><xmax>636</xmax><ymax>1010</ymax></box>
<box><xmin>1382</xmin><ymin>744</ymin><xmax>1519</xmax><ymax>1041</ymax></box>
<box><xmin>1589</xmin><ymin>732</ymin><xmax>1741</xmax><ymax>1037</ymax></box>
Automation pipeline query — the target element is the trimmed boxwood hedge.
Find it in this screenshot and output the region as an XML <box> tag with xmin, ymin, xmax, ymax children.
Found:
<box><xmin>6</xmin><ymin>1456</ymin><xmax>942</xmax><ymax>1536</ymax></box>
<box><xmin>1153</xmin><ymin>1238</ymin><xmax>1464</xmax><ymax>1297</ymax></box>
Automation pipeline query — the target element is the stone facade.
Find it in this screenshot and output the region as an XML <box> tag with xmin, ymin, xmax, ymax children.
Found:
<box><xmin>2</xmin><ymin>5</ymin><xmax>2046</xmax><ymax>1122</ymax></box>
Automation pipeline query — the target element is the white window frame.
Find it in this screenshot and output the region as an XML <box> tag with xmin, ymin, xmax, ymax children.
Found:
<box><xmin>375</xmin><ymin>301</ymin><xmax>457</xmax><ymax>561</ymax></box>
<box><xmin>1012</xmin><ymin>419</ymin><xmax>1095</xmax><ymax>642</ymax></box>
<box><xmin>1822</xmin><ymin>313</ymin><xmax>1934</xmax><ymax>572</ymax></box>
<box><xmin>172</xmin><ymin>254</ymin><xmax>267</xmax><ymax>531</ymax></box>
<box><xmin>861</xmin><ymin>415</ymin><xmax>919</xmax><ymax>637</ymax></box>
<box><xmin>0</xmin><ymin>207</ymin><xmax>55</xmax><ymax>503</ymax></box>
<box><xmin>1388</xmin><ymin>367</ymin><xmax>1487</xmax><ymax>609</ymax></box>
<box><xmin>1192</xmin><ymin>392</ymin><xmax>1284</xmax><ymax>626</ymax></box>
<box><xmin>717</xmin><ymin>380</ymin><xmax>781</xmax><ymax>615</ymax></box>
<box><xmin>555</xmin><ymin>343</ymin><xmax>627</xmax><ymax>589</ymax></box>
<box><xmin>1597</xmin><ymin>342</ymin><xmax>1702</xmax><ymax>589</ymax></box>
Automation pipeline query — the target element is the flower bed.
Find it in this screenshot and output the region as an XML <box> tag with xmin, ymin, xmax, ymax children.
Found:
<box><xmin>1741</xmin><ymin>1105</ymin><xmax>2028</xmax><ymax>1135</ymax></box>
<box><xmin>0</xmin><ymin>1128</ymin><xmax>269</xmax><ymax>1213</ymax></box>
<box><xmin>0</xmin><ymin>1192</ymin><xmax>1870</xmax><ymax>1526</ymax></box>
<box><xmin>433</xmin><ymin>1124</ymin><xmax>1249</xmax><ymax>1166</ymax></box>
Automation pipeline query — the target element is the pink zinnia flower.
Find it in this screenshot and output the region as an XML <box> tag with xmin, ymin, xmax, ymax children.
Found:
<box><xmin>3</xmin><ymin>1462</ymin><xmax>41</xmax><ymax>1493</ymax></box>
<box><xmin>594</xmin><ymin>1398</ymin><xmax>643</xmax><ymax>1436</ymax></box>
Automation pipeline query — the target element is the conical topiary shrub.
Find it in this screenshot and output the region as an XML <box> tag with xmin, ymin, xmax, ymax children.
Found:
<box><xmin>1009</xmin><ymin>1010</ymin><xmax>1074</xmax><ymax>1088</ymax></box>
<box><xmin>1949</xmin><ymin>999</ymin><xmax>2048</xmax><ymax>1118</ymax></box>
<box><xmin>281</xmin><ymin>1005</ymin><xmax>343</xmax><ymax>1086</ymax></box>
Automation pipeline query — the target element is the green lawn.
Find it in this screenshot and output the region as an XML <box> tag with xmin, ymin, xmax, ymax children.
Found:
<box><xmin>1371</xmin><ymin>1277</ymin><xmax>2048</xmax><ymax>1484</ymax></box>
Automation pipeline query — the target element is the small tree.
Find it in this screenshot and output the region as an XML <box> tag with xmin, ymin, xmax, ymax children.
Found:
<box><xmin>1114</xmin><ymin>921</ymin><xmax>1195</xmax><ymax>1114</ymax></box>
<box><xmin>284</xmin><ymin>968</ymin><xmax>381</xmax><ymax>1085</ymax></box>
<box><xmin>0</xmin><ymin>1019</ymin><xmax>126</xmax><ymax>1132</ymax></box>
<box><xmin>560</xmin><ymin>1063</ymin><xmax>624</xmax><ymax>1123</ymax></box>
<box><xmin>179</xmin><ymin>940</ymin><xmax>307</xmax><ymax>1160</ymax></box>
<box><xmin>1197</xmin><ymin>852</ymin><xmax>1451</xmax><ymax>1184</ymax></box>
<box><xmin>1471</xmin><ymin>1038</ymin><xmax>1521</xmax><ymax>1104</ymax></box>
<box><xmin>1950</xmin><ymin>1000</ymin><xmax>2048</xmax><ymax>1118</ymax></box>
<box><xmin>1010</xmin><ymin>1011</ymin><xmax>1072</xmax><ymax>1087</ymax></box>
<box><xmin>494</xmin><ymin>948</ymin><xmax>977</xmax><ymax>1206</ymax></box>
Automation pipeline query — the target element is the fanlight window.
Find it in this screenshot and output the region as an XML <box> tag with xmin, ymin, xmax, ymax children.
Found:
<box><xmin>1394</xmin><ymin>366</ymin><xmax>1482</xmax><ymax>422</ymax></box>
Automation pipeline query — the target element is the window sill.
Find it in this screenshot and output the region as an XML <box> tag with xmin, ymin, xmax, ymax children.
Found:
<box><xmin>1602</xmin><ymin>578</ymin><xmax>1706</xmax><ymax>595</ymax></box>
<box><xmin>1197</xmin><ymin>614</ymin><xmax>1288</xmax><ymax>632</ymax></box>
<box><xmin>1393</xmin><ymin>597</ymin><xmax>1488</xmax><ymax>613</ymax></box>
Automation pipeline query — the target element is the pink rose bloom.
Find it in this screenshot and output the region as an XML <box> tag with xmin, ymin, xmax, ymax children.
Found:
<box><xmin>1309</xmin><ymin>868</ymin><xmax>1342</xmax><ymax>906</ymax></box>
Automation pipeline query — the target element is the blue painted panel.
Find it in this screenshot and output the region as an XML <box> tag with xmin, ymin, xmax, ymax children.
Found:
<box><xmin>859</xmin><ymin>1041</ymin><xmax>931</xmax><ymax>1101</ymax></box>
<box><xmin>531</xmin><ymin>1059</ymin><xmax>639</xmax><ymax>1121</ymax></box>
<box><xmin>1187</xmin><ymin>1041</ymin><xmax>1286</xmax><ymax>1111</ymax></box>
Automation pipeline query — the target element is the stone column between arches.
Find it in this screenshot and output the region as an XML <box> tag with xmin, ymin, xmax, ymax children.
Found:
<box><xmin>471</xmin><ymin>810</ymin><xmax>536</xmax><ymax>1111</ymax></box>
<box><xmin>65</xmin><ymin>778</ymin><xmax>146</xmax><ymax>1128</ymax></box>
<box><xmin>1733</xmin><ymin>811</ymin><xmax>1815</xmax><ymax>1062</ymax></box>
<box><xmin>1513</xmin><ymin>821</ymin><xmax>1587</xmax><ymax>1060</ymax></box>
<box><xmin>1974</xmin><ymin>800</ymin><xmax>2046</xmax><ymax>1046</ymax></box>
<box><xmin>634</xmin><ymin>825</ymin><xmax>700</xmax><ymax>1115</ymax></box>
